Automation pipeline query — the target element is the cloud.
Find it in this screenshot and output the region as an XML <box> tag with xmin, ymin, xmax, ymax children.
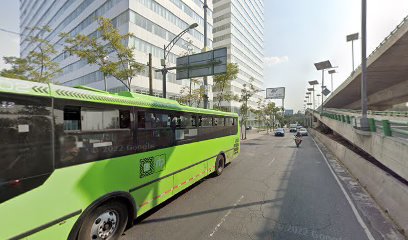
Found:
<box><xmin>263</xmin><ymin>56</ymin><xmax>289</xmax><ymax>66</ymax></box>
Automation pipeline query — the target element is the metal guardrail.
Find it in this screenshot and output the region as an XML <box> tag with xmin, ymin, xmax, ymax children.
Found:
<box><xmin>325</xmin><ymin>108</ymin><xmax>408</xmax><ymax>118</ymax></box>
<box><xmin>313</xmin><ymin>109</ymin><xmax>408</xmax><ymax>139</ymax></box>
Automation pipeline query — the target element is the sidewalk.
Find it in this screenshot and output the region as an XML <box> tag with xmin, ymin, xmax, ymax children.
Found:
<box><xmin>241</xmin><ymin>129</ymin><xmax>272</xmax><ymax>140</ymax></box>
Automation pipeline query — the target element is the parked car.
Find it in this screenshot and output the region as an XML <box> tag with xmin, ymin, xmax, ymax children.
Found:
<box><xmin>275</xmin><ymin>128</ymin><xmax>285</xmax><ymax>137</ymax></box>
<box><xmin>298</xmin><ymin>128</ymin><xmax>308</xmax><ymax>136</ymax></box>
<box><xmin>246</xmin><ymin>125</ymin><xmax>252</xmax><ymax>130</ymax></box>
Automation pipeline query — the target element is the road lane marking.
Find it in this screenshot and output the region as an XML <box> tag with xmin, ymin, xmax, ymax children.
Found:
<box><xmin>267</xmin><ymin>158</ymin><xmax>275</xmax><ymax>166</ymax></box>
<box><xmin>209</xmin><ymin>195</ymin><xmax>244</xmax><ymax>237</ymax></box>
<box><xmin>311</xmin><ymin>138</ymin><xmax>375</xmax><ymax>240</ymax></box>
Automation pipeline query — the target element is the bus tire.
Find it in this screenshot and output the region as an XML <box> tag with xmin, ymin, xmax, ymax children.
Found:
<box><xmin>214</xmin><ymin>154</ymin><xmax>225</xmax><ymax>176</ymax></box>
<box><xmin>77</xmin><ymin>201</ymin><xmax>128</xmax><ymax>240</ymax></box>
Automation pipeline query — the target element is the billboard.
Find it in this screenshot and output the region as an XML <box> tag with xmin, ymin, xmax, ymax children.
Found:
<box><xmin>176</xmin><ymin>47</ymin><xmax>227</xmax><ymax>80</ymax></box>
<box><xmin>266</xmin><ymin>87</ymin><xmax>285</xmax><ymax>99</ymax></box>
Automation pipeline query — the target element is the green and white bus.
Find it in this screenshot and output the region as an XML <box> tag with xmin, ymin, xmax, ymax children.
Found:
<box><xmin>0</xmin><ymin>77</ymin><xmax>240</xmax><ymax>240</ymax></box>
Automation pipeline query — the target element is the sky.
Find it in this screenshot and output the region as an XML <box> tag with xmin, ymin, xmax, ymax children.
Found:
<box><xmin>0</xmin><ymin>0</ymin><xmax>408</xmax><ymax>112</ymax></box>
<box><xmin>263</xmin><ymin>0</ymin><xmax>408</xmax><ymax>112</ymax></box>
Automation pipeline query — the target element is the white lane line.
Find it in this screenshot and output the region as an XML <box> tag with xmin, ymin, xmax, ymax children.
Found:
<box><xmin>311</xmin><ymin>137</ymin><xmax>375</xmax><ymax>240</ymax></box>
<box><xmin>267</xmin><ymin>158</ymin><xmax>275</xmax><ymax>166</ymax></box>
<box><xmin>209</xmin><ymin>195</ymin><xmax>244</xmax><ymax>237</ymax></box>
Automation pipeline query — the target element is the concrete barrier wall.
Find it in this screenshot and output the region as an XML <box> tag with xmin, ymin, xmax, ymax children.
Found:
<box><xmin>310</xmin><ymin>129</ymin><xmax>408</xmax><ymax>234</ymax></box>
<box><xmin>314</xmin><ymin>113</ymin><xmax>408</xmax><ymax>181</ymax></box>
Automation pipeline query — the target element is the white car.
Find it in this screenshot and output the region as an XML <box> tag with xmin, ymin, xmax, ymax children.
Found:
<box><xmin>298</xmin><ymin>128</ymin><xmax>308</xmax><ymax>136</ymax></box>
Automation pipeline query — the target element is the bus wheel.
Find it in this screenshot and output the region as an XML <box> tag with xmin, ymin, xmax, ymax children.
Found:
<box><xmin>78</xmin><ymin>201</ymin><xmax>128</xmax><ymax>240</ymax></box>
<box><xmin>215</xmin><ymin>154</ymin><xmax>225</xmax><ymax>176</ymax></box>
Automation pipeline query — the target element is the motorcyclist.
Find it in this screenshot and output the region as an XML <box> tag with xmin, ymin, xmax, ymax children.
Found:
<box><xmin>294</xmin><ymin>131</ymin><xmax>302</xmax><ymax>147</ymax></box>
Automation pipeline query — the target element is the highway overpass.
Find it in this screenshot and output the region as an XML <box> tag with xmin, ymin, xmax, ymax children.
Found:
<box><xmin>324</xmin><ymin>15</ymin><xmax>408</xmax><ymax>111</ymax></box>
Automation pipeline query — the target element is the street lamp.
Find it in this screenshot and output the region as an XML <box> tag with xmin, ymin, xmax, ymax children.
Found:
<box><xmin>161</xmin><ymin>23</ymin><xmax>198</xmax><ymax>98</ymax></box>
<box><xmin>307</xmin><ymin>88</ymin><xmax>314</xmax><ymax>109</ymax></box>
<box><xmin>308</xmin><ymin>80</ymin><xmax>319</xmax><ymax>110</ymax></box>
<box><xmin>360</xmin><ymin>0</ymin><xmax>369</xmax><ymax>130</ymax></box>
<box><xmin>314</xmin><ymin>60</ymin><xmax>332</xmax><ymax>115</ymax></box>
<box><xmin>306</xmin><ymin>92</ymin><xmax>312</xmax><ymax>108</ymax></box>
<box><xmin>305</xmin><ymin>95</ymin><xmax>310</xmax><ymax>107</ymax></box>
<box><xmin>346</xmin><ymin>32</ymin><xmax>359</xmax><ymax>71</ymax></box>
<box><xmin>103</xmin><ymin>56</ymin><xmax>109</xmax><ymax>91</ymax></box>
<box><xmin>328</xmin><ymin>69</ymin><xmax>336</xmax><ymax>93</ymax></box>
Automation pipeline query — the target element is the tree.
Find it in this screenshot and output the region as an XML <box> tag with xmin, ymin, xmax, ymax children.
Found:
<box><xmin>238</xmin><ymin>79</ymin><xmax>257</xmax><ymax>140</ymax></box>
<box><xmin>178</xmin><ymin>78</ymin><xmax>201</xmax><ymax>106</ymax></box>
<box><xmin>192</xmin><ymin>85</ymin><xmax>206</xmax><ymax>108</ymax></box>
<box><xmin>213</xmin><ymin>63</ymin><xmax>239</xmax><ymax>110</ymax></box>
<box><xmin>62</xmin><ymin>17</ymin><xmax>144</xmax><ymax>91</ymax></box>
<box><xmin>264</xmin><ymin>102</ymin><xmax>281</xmax><ymax>131</ymax></box>
<box><xmin>0</xmin><ymin>57</ymin><xmax>31</xmax><ymax>80</ymax></box>
<box><xmin>252</xmin><ymin>99</ymin><xmax>268</xmax><ymax>133</ymax></box>
<box><xmin>1</xmin><ymin>26</ymin><xmax>61</xmax><ymax>83</ymax></box>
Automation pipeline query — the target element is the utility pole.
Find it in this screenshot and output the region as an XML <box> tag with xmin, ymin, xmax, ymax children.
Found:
<box><xmin>203</xmin><ymin>0</ymin><xmax>209</xmax><ymax>109</ymax></box>
<box><xmin>148</xmin><ymin>53</ymin><xmax>153</xmax><ymax>96</ymax></box>
<box><xmin>321</xmin><ymin>70</ymin><xmax>324</xmax><ymax>115</ymax></box>
<box><xmin>361</xmin><ymin>0</ymin><xmax>369</xmax><ymax>130</ymax></box>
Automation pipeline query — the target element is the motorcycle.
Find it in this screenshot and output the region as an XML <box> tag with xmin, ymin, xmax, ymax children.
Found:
<box><xmin>294</xmin><ymin>136</ymin><xmax>302</xmax><ymax>147</ymax></box>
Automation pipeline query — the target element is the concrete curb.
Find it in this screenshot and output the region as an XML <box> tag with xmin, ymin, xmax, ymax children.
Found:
<box><xmin>310</xmin><ymin>129</ymin><xmax>408</xmax><ymax>236</ymax></box>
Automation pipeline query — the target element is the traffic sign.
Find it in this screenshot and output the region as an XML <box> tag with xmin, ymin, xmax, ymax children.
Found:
<box><xmin>176</xmin><ymin>47</ymin><xmax>227</xmax><ymax>80</ymax></box>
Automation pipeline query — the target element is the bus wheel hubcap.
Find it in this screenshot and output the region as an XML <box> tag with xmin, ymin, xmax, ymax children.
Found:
<box><xmin>91</xmin><ymin>210</ymin><xmax>118</xmax><ymax>239</ymax></box>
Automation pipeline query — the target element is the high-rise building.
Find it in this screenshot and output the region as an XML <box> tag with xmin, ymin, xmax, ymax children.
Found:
<box><xmin>213</xmin><ymin>0</ymin><xmax>264</xmax><ymax>115</ymax></box>
<box><xmin>19</xmin><ymin>0</ymin><xmax>213</xmax><ymax>100</ymax></box>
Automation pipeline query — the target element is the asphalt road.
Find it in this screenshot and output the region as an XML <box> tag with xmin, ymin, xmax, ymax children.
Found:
<box><xmin>121</xmin><ymin>132</ymin><xmax>387</xmax><ymax>240</ymax></box>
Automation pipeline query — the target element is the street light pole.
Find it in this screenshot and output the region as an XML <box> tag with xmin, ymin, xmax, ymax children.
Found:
<box><xmin>103</xmin><ymin>56</ymin><xmax>109</xmax><ymax>91</ymax></box>
<box><xmin>308</xmin><ymin>80</ymin><xmax>319</xmax><ymax>110</ymax></box>
<box><xmin>346</xmin><ymin>33</ymin><xmax>359</xmax><ymax>71</ymax></box>
<box><xmin>161</xmin><ymin>23</ymin><xmax>198</xmax><ymax>98</ymax></box>
<box><xmin>361</xmin><ymin>0</ymin><xmax>369</xmax><ymax>130</ymax></box>
<box><xmin>328</xmin><ymin>69</ymin><xmax>336</xmax><ymax>93</ymax></box>
<box><xmin>321</xmin><ymin>70</ymin><xmax>324</xmax><ymax>114</ymax></box>
<box><xmin>314</xmin><ymin>60</ymin><xmax>332</xmax><ymax>115</ymax></box>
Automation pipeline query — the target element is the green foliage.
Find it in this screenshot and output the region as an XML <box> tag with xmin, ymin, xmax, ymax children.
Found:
<box><xmin>238</xmin><ymin>79</ymin><xmax>258</xmax><ymax>139</ymax></box>
<box><xmin>1</xmin><ymin>26</ymin><xmax>61</xmax><ymax>83</ymax></box>
<box><xmin>0</xmin><ymin>57</ymin><xmax>31</xmax><ymax>80</ymax></box>
<box><xmin>213</xmin><ymin>63</ymin><xmax>239</xmax><ymax>109</ymax></box>
<box><xmin>178</xmin><ymin>78</ymin><xmax>204</xmax><ymax>107</ymax></box>
<box><xmin>264</xmin><ymin>101</ymin><xmax>281</xmax><ymax>130</ymax></box>
<box><xmin>62</xmin><ymin>17</ymin><xmax>144</xmax><ymax>90</ymax></box>
<box><xmin>252</xmin><ymin>99</ymin><xmax>268</xmax><ymax>132</ymax></box>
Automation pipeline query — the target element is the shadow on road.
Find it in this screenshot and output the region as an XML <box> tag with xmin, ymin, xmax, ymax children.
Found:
<box><xmin>137</xmin><ymin>198</ymin><xmax>283</xmax><ymax>225</ymax></box>
<box><xmin>241</xmin><ymin>142</ymin><xmax>262</xmax><ymax>146</ymax></box>
<box><xmin>256</xmin><ymin>137</ymin><xmax>369</xmax><ymax>240</ymax></box>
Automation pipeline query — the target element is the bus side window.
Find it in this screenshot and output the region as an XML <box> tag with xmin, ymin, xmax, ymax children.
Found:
<box><xmin>136</xmin><ymin>110</ymin><xmax>174</xmax><ymax>152</ymax></box>
<box><xmin>0</xmin><ymin>93</ymin><xmax>53</xmax><ymax>203</ymax></box>
<box><xmin>137</xmin><ymin>111</ymin><xmax>145</xmax><ymax>128</ymax></box>
<box><xmin>55</xmin><ymin>102</ymin><xmax>134</xmax><ymax>168</ymax></box>
<box><xmin>63</xmin><ymin>106</ymin><xmax>81</xmax><ymax>130</ymax></box>
<box><xmin>191</xmin><ymin>116</ymin><xmax>197</xmax><ymax>127</ymax></box>
<box><xmin>120</xmin><ymin>110</ymin><xmax>131</xmax><ymax>128</ymax></box>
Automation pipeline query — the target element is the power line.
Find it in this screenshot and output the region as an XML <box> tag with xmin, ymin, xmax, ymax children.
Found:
<box><xmin>0</xmin><ymin>26</ymin><xmax>68</xmax><ymax>51</ymax></box>
<box><xmin>0</xmin><ymin>27</ymin><xmax>21</xmax><ymax>36</ymax></box>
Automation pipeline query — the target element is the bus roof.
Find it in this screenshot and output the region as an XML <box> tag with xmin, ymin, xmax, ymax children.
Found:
<box><xmin>0</xmin><ymin>77</ymin><xmax>237</xmax><ymax>117</ymax></box>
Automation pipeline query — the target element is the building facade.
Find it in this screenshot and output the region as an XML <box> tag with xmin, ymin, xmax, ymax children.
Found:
<box><xmin>212</xmin><ymin>0</ymin><xmax>264</xmax><ymax>116</ymax></box>
<box><xmin>20</xmin><ymin>0</ymin><xmax>213</xmax><ymax>101</ymax></box>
